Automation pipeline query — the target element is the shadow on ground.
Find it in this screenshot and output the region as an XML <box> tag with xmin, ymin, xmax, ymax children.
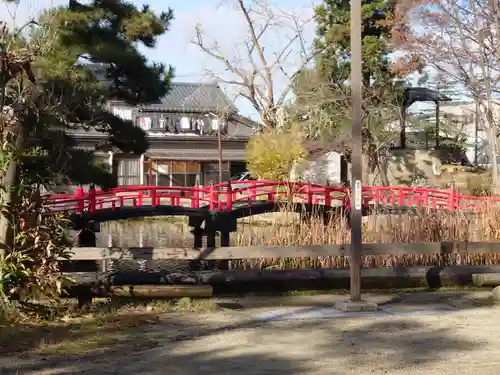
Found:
<box><xmin>0</xmin><ymin>301</ymin><xmax>490</xmax><ymax>375</ymax></box>
<box><xmin>216</xmin><ymin>290</ymin><xmax>497</xmax><ymax>310</ymax></box>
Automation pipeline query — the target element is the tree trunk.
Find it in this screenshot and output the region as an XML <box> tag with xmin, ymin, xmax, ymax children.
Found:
<box><xmin>361</xmin><ymin>154</ymin><xmax>370</xmax><ymax>185</ymax></box>
<box><xmin>0</xmin><ymin>126</ymin><xmax>23</xmax><ymax>259</ymax></box>
<box><xmin>377</xmin><ymin>157</ymin><xmax>390</xmax><ymax>186</ymax></box>
<box><xmin>488</xmin><ymin>126</ymin><xmax>500</xmax><ymax>194</ymax></box>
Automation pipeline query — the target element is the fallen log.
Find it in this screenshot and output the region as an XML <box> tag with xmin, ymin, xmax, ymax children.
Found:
<box><xmin>66</xmin><ymin>265</ymin><xmax>500</xmax><ymax>296</ymax></box>
<box><xmin>109</xmin><ymin>285</ymin><xmax>213</xmax><ymax>298</ymax></box>
<box><xmin>472</xmin><ymin>273</ymin><xmax>500</xmax><ymax>287</ymax></box>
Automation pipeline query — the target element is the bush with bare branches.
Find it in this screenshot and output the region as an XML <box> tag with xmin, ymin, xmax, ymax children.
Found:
<box><xmin>246</xmin><ymin>128</ymin><xmax>306</xmax><ymax>180</ymax></box>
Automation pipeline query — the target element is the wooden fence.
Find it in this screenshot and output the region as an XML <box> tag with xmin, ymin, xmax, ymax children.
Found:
<box><xmin>64</xmin><ymin>242</ymin><xmax>500</xmax><ymax>293</ymax></box>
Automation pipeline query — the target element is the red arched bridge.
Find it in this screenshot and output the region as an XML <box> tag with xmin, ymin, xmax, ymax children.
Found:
<box><xmin>45</xmin><ymin>180</ymin><xmax>498</xmax><ymax>221</ymax></box>
<box><xmin>44</xmin><ymin>181</ymin><xmax>500</xmax><ymax>248</ymax></box>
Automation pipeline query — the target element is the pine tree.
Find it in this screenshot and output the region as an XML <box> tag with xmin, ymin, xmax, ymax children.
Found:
<box><xmin>22</xmin><ymin>0</ymin><xmax>175</xmax><ymax>189</ymax></box>
<box><xmin>311</xmin><ymin>0</ymin><xmax>404</xmax><ymax>184</ymax></box>
<box><xmin>0</xmin><ymin>0</ymin><xmax>175</xmax><ymax>298</ymax></box>
<box><xmin>315</xmin><ymin>0</ymin><xmax>397</xmax><ymax>91</ymax></box>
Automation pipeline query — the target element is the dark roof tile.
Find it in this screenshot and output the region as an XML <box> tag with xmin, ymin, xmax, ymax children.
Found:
<box><xmin>139</xmin><ymin>82</ymin><xmax>237</xmax><ymax>113</ymax></box>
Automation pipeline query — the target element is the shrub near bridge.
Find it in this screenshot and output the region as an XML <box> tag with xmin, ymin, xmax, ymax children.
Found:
<box><xmin>0</xmin><ymin>184</ymin><xmax>73</xmax><ymax>323</ymax></box>
<box><xmin>246</xmin><ymin>129</ymin><xmax>306</xmax><ymax>180</ymax></box>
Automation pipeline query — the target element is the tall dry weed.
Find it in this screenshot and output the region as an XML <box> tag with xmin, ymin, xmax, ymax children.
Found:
<box><xmin>231</xmin><ymin>204</ymin><xmax>500</xmax><ymax>269</ymax></box>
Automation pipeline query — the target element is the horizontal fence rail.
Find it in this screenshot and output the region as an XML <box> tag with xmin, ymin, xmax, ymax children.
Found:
<box><xmin>43</xmin><ymin>181</ymin><xmax>500</xmax><ymax>215</ymax></box>
<box><xmin>65</xmin><ymin>242</ymin><xmax>500</xmax><ymax>261</ymax></box>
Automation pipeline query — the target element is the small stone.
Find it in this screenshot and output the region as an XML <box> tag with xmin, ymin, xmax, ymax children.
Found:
<box><xmin>492</xmin><ymin>286</ymin><xmax>500</xmax><ymax>302</ymax></box>
<box><xmin>335</xmin><ymin>300</ymin><xmax>378</xmax><ymax>312</ymax></box>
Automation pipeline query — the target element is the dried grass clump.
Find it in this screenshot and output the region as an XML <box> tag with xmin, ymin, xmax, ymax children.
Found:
<box><xmin>231</xmin><ymin>204</ymin><xmax>500</xmax><ymax>270</ymax></box>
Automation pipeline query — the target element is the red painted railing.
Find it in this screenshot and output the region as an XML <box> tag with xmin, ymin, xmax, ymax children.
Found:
<box><xmin>42</xmin><ymin>181</ymin><xmax>500</xmax><ymax>214</ymax></box>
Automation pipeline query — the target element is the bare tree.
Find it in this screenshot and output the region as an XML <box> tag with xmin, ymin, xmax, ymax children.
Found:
<box><xmin>192</xmin><ymin>0</ymin><xmax>315</xmax><ymax>129</ymax></box>
<box><xmin>393</xmin><ymin>0</ymin><xmax>500</xmax><ymax>189</ymax></box>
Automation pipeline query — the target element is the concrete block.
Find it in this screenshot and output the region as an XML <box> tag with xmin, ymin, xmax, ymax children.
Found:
<box><xmin>335</xmin><ymin>299</ymin><xmax>378</xmax><ymax>312</ymax></box>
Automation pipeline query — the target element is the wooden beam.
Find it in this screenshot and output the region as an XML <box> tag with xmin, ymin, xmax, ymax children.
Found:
<box><xmin>68</xmin><ymin>265</ymin><xmax>500</xmax><ymax>290</ymax></box>
<box><xmin>110</xmin><ymin>285</ymin><xmax>213</xmax><ymax>298</ymax></box>
<box><xmin>472</xmin><ymin>273</ymin><xmax>500</xmax><ymax>287</ymax></box>
<box><xmin>458</xmin><ymin>242</ymin><xmax>500</xmax><ymax>253</ymax></box>
<box><xmin>65</xmin><ymin>241</ymin><xmax>500</xmax><ymax>261</ymax></box>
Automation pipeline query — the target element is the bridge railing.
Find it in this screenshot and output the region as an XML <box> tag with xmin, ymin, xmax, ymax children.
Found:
<box><xmin>362</xmin><ymin>187</ymin><xmax>453</xmax><ymax>210</ymax></box>
<box><xmin>42</xmin><ymin>181</ymin><xmax>500</xmax><ymax>214</ymax></box>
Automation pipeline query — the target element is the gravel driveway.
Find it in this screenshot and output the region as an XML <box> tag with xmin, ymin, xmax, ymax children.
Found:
<box><xmin>2</xmin><ymin>292</ymin><xmax>500</xmax><ymax>375</ymax></box>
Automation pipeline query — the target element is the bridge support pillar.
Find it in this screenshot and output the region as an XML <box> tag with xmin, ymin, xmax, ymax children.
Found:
<box><xmin>220</xmin><ymin>232</ymin><xmax>230</xmax><ymax>247</ymax></box>
<box><xmin>77</xmin><ymin>228</ymin><xmax>96</xmax><ymax>247</ymax></box>
<box><xmin>75</xmin><ymin>227</ymin><xmax>98</xmax><ymax>309</ymax></box>
<box><xmin>206</xmin><ymin>231</ymin><xmax>217</xmax><ymax>248</ymax></box>
<box><xmin>193</xmin><ymin>226</ymin><xmax>203</xmax><ymax>249</ymax></box>
<box><xmin>205</xmin><ymin>216</ymin><xmax>217</xmax><ymax>248</ymax></box>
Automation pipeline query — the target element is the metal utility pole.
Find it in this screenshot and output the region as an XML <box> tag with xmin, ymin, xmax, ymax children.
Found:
<box><xmin>350</xmin><ymin>0</ymin><xmax>363</xmax><ymax>302</ymax></box>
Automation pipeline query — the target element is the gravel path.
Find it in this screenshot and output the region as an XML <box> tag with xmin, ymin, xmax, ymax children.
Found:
<box><xmin>2</xmin><ymin>295</ymin><xmax>500</xmax><ymax>375</ymax></box>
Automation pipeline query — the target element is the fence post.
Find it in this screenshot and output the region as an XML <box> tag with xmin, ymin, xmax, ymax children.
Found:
<box><xmin>75</xmin><ymin>187</ymin><xmax>84</xmax><ymax>214</ymax></box>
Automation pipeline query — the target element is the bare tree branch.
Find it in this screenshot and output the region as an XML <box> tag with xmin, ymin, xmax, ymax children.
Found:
<box><xmin>395</xmin><ymin>0</ymin><xmax>500</xmax><ymax>188</ymax></box>
<box><xmin>191</xmin><ymin>0</ymin><xmax>315</xmax><ymax>128</ymax></box>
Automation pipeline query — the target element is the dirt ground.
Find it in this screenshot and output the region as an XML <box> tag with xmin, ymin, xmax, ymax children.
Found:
<box><xmin>2</xmin><ymin>291</ymin><xmax>500</xmax><ymax>375</ymax></box>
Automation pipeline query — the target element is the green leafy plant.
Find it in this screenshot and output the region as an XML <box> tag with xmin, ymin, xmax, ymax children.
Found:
<box><xmin>1</xmin><ymin>183</ymin><xmax>73</xmax><ymax>302</ymax></box>
<box><xmin>1</xmin><ymin>0</ymin><xmax>175</xmax><ymax>313</ymax></box>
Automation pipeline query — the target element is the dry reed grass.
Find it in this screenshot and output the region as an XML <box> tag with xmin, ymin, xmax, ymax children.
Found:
<box><xmin>231</xmin><ymin>202</ymin><xmax>500</xmax><ymax>269</ymax></box>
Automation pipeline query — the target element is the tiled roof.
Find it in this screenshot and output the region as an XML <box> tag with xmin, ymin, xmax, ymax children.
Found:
<box><xmin>83</xmin><ymin>63</ymin><xmax>238</xmax><ymax>114</ymax></box>
<box><xmin>139</xmin><ymin>82</ymin><xmax>238</xmax><ymax>114</ymax></box>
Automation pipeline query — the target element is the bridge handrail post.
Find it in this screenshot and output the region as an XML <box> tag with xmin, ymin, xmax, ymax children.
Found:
<box><xmin>250</xmin><ymin>183</ymin><xmax>257</xmax><ymax>201</ymax></box>
<box><xmin>75</xmin><ymin>187</ymin><xmax>84</xmax><ymax>214</ymax></box>
<box><xmin>324</xmin><ymin>186</ymin><xmax>331</xmax><ymax>207</ymax></box>
<box><xmin>304</xmin><ymin>183</ymin><xmax>312</xmax><ymax>205</ymax></box>
<box><xmin>423</xmin><ymin>189</ymin><xmax>429</xmax><ymax>209</ymax></box>
<box><xmin>449</xmin><ymin>187</ymin><xmax>457</xmax><ymax>210</ymax></box>
<box><xmin>373</xmin><ymin>186</ymin><xmax>379</xmax><ymax>207</ymax></box>
<box><xmin>88</xmin><ymin>184</ymin><xmax>96</xmax><ymax>213</ymax></box>
<box><xmin>209</xmin><ymin>183</ymin><xmax>215</xmax><ymax>211</ymax></box>
<box><xmin>398</xmin><ymin>188</ymin><xmax>404</xmax><ymax>208</ymax></box>
<box><xmin>138</xmin><ymin>190</ymin><xmax>143</xmax><ymax>206</ymax></box>
<box><xmin>193</xmin><ymin>181</ymin><xmax>200</xmax><ymax>208</ymax></box>
<box><xmin>151</xmin><ymin>188</ymin><xmax>157</xmax><ymax>208</ymax></box>
<box><xmin>344</xmin><ymin>186</ymin><xmax>351</xmax><ymax>213</ymax></box>
<box><xmin>226</xmin><ymin>182</ymin><xmax>233</xmax><ymax>211</ymax></box>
